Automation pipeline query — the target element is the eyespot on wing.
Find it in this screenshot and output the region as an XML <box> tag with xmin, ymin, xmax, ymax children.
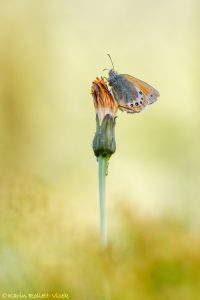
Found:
<box><xmin>118</xmin><ymin>96</ymin><xmax>148</xmax><ymax>114</ymax></box>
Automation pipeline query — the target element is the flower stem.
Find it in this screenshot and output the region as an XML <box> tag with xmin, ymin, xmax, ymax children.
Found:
<box><xmin>98</xmin><ymin>155</ymin><xmax>108</xmax><ymax>247</ymax></box>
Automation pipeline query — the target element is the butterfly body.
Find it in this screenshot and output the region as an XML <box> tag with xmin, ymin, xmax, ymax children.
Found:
<box><xmin>107</xmin><ymin>69</ymin><xmax>159</xmax><ymax>113</ymax></box>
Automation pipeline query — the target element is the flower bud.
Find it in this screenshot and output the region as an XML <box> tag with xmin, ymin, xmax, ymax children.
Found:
<box><xmin>91</xmin><ymin>78</ymin><xmax>118</xmax><ymax>159</ymax></box>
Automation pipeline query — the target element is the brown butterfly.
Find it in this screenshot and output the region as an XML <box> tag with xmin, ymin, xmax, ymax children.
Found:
<box><xmin>106</xmin><ymin>54</ymin><xmax>160</xmax><ymax>113</ymax></box>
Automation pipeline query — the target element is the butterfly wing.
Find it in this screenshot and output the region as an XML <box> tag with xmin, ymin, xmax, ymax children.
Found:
<box><xmin>108</xmin><ymin>73</ymin><xmax>149</xmax><ymax>114</ymax></box>
<box><xmin>108</xmin><ymin>71</ymin><xmax>159</xmax><ymax>114</ymax></box>
<box><xmin>122</xmin><ymin>74</ymin><xmax>160</xmax><ymax>105</ymax></box>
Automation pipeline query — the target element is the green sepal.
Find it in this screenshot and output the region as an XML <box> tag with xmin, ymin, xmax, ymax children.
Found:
<box><xmin>92</xmin><ymin>114</ymin><xmax>116</xmax><ymax>159</ymax></box>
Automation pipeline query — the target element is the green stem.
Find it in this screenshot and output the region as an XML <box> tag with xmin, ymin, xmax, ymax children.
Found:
<box><xmin>98</xmin><ymin>155</ymin><xmax>108</xmax><ymax>247</ymax></box>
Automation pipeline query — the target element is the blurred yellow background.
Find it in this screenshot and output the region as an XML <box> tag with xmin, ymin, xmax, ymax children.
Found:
<box><xmin>0</xmin><ymin>0</ymin><xmax>200</xmax><ymax>298</ymax></box>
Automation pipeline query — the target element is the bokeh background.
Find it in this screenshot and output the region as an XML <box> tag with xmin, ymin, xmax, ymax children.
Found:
<box><xmin>0</xmin><ymin>1</ymin><xmax>200</xmax><ymax>299</ymax></box>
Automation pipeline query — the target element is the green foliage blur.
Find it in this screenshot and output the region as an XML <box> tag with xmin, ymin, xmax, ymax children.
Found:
<box><xmin>0</xmin><ymin>1</ymin><xmax>200</xmax><ymax>299</ymax></box>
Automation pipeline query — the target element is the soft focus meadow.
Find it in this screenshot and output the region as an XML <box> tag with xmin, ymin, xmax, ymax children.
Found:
<box><xmin>0</xmin><ymin>1</ymin><xmax>200</xmax><ymax>299</ymax></box>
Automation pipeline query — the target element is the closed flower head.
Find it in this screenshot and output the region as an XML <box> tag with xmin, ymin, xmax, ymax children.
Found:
<box><xmin>91</xmin><ymin>77</ymin><xmax>118</xmax><ymax>159</ymax></box>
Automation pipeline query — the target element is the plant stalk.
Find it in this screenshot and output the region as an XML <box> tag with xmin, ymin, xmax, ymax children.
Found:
<box><xmin>98</xmin><ymin>155</ymin><xmax>108</xmax><ymax>247</ymax></box>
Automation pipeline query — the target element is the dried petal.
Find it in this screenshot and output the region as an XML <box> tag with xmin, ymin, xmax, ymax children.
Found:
<box><xmin>91</xmin><ymin>77</ymin><xmax>118</xmax><ymax>124</ymax></box>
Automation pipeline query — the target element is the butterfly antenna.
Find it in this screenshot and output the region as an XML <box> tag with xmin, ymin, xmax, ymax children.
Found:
<box><xmin>107</xmin><ymin>53</ymin><xmax>115</xmax><ymax>70</ymax></box>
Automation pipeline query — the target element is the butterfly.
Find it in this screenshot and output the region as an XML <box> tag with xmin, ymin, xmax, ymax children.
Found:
<box><xmin>106</xmin><ymin>54</ymin><xmax>160</xmax><ymax>113</ymax></box>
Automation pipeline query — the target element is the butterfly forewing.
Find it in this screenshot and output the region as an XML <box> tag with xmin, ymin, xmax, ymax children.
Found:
<box><xmin>122</xmin><ymin>74</ymin><xmax>160</xmax><ymax>105</ymax></box>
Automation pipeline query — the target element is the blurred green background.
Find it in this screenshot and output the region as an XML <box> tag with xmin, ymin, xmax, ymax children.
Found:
<box><xmin>0</xmin><ymin>1</ymin><xmax>200</xmax><ymax>299</ymax></box>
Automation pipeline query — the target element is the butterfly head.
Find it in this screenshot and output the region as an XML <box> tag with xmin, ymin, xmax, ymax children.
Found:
<box><xmin>107</xmin><ymin>69</ymin><xmax>119</xmax><ymax>87</ymax></box>
<box><xmin>104</xmin><ymin>54</ymin><xmax>119</xmax><ymax>87</ymax></box>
